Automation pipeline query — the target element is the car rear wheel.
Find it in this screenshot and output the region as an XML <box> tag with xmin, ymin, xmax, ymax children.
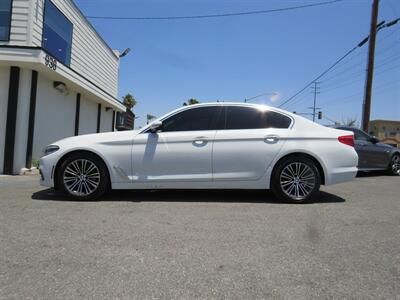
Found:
<box><xmin>58</xmin><ymin>152</ymin><xmax>109</xmax><ymax>200</ymax></box>
<box><xmin>271</xmin><ymin>156</ymin><xmax>321</xmax><ymax>203</ymax></box>
<box><xmin>387</xmin><ymin>154</ymin><xmax>400</xmax><ymax>176</ymax></box>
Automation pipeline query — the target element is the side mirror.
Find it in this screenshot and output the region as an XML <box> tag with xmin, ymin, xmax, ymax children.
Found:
<box><xmin>370</xmin><ymin>136</ymin><xmax>379</xmax><ymax>144</ymax></box>
<box><xmin>149</xmin><ymin>120</ymin><xmax>162</xmax><ymax>133</ymax></box>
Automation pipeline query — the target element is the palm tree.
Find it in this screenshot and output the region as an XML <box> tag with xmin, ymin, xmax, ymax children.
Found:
<box><xmin>122</xmin><ymin>93</ymin><xmax>137</xmax><ymax>111</ymax></box>
<box><xmin>146</xmin><ymin>114</ymin><xmax>156</xmax><ymax>124</ymax></box>
<box><xmin>183</xmin><ymin>98</ymin><xmax>199</xmax><ymax>106</ymax></box>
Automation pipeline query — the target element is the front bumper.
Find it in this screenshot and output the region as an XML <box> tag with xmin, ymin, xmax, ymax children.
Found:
<box><xmin>39</xmin><ymin>155</ymin><xmax>59</xmax><ymax>188</ymax></box>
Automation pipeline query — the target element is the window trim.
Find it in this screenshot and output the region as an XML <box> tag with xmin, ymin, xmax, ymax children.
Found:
<box><xmin>141</xmin><ymin>105</ymin><xmax>223</xmax><ymax>134</ymax></box>
<box><xmin>219</xmin><ymin>105</ymin><xmax>294</xmax><ymax>130</ymax></box>
<box><xmin>140</xmin><ymin>104</ymin><xmax>294</xmax><ymax>134</ymax></box>
<box><xmin>41</xmin><ymin>0</ymin><xmax>74</xmax><ymax>66</ymax></box>
<box><xmin>0</xmin><ymin>0</ymin><xmax>13</xmax><ymax>42</ymax></box>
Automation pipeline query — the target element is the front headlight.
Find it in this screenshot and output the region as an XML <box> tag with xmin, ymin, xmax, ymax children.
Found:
<box><xmin>43</xmin><ymin>145</ymin><xmax>60</xmax><ymax>156</ymax></box>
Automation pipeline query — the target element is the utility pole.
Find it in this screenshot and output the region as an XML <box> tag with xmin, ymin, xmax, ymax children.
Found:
<box><xmin>362</xmin><ymin>0</ymin><xmax>380</xmax><ymax>132</ymax></box>
<box><xmin>309</xmin><ymin>81</ymin><xmax>320</xmax><ymax>122</ymax></box>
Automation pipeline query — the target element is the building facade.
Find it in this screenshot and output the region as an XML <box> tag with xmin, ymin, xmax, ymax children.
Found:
<box><xmin>369</xmin><ymin>119</ymin><xmax>400</xmax><ymax>148</ymax></box>
<box><xmin>0</xmin><ymin>0</ymin><xmax>125</xmax><ymax>174</ymax></box>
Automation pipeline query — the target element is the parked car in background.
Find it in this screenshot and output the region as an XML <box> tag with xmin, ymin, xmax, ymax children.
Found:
<box><xmin>40</xmin><ymin>103</ymin><xmax>359</xmax><ymax>203</ymax></box>
<box><xmin>336</xmin><ymin>126</ymin><xmax>400</xmax><ymax>175</ymax></box>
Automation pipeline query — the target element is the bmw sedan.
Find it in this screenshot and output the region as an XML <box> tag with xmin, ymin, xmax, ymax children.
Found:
<box><xmin>40</xmin><ymin>103</ymin><xmax>358</xmax><ymax>203</ymax></box>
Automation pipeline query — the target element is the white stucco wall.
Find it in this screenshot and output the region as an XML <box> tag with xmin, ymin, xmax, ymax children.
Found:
<box><xmin>79</xmin><ymin>95</ymin><xmax>98</xmax><ymax>135</ymax></box>
<box><xmin>0</xmin><ymin>67</ymin><xmax>10</xmax><ymax>174</ymax></box>
<box><xmin>100</xmin><ymin>109</ymin><xmax>113</xmax><ymax>133</ymax></box>
<box><xmin>13</xmin><ymin>69</ymin><xmax>32</xmax><ymax>173</ymax></box>
<box><xmin>32</xmin><ymin>73</ymin><xmax>75</xmax><ymax>161</ymax></box>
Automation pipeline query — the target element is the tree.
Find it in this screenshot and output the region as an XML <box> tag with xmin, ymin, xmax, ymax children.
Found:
<box><xmin>183</xmin><ymin>98</ymin><xmax>199</xmax><ymax>106</ymax></box>
<box><xmin>122</xmin><ymin>93</ymin><xmax>137</xmax><ymax>111</ymax></box>
<box><xmin>342</xmin><ymin>117</ymin><xmax>358</xmax><ymax>127</ymax></box>
<box><xmin>146</xmin><ymin>114</ymin><xmax>156</xmax><ymax>124</ymax></box>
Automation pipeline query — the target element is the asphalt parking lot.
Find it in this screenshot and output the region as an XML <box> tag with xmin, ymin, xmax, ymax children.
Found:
<box><xmin>0</xmin><ymin>174</ymin><xmax>399</xmax><ymax>299</ymax></box>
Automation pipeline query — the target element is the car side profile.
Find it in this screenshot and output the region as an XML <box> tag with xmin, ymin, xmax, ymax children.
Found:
<box><xmin>336</xmin><ymin>126</ymin><xmax>400</xmax><ymax>175</ymax></box>
<box><xmin>40</xmin><ymin>103</ymin><xmax>358</xmax><ymax>203</ymax></box>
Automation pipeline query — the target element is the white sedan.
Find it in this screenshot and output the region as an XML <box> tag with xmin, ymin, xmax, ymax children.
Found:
<box><xmin>40</xmin><ymin>103</ymin><xmax>358</xmax><ymax>203</ymax></box>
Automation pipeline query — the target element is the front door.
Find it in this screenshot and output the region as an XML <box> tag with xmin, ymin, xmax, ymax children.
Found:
<box><xmin>131</xmin><ymin>106</ymin><xmax>221</xmax><ymax>185</ymax></box>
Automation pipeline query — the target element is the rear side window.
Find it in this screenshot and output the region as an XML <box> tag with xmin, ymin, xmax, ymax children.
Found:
<box><xmin>353</xmin><ymin>129</ymin><xmax>370</xmax><ymax>141</ymax></box>
<box><xmin>338</xmin><ymin>127</ymin><xmax>369</xmax><ymax>141</ymax></box>
<box><xmin>161</xmin><ymin>106</ymin><xmax>221</xmax><ymax>132</ymax></box>
<box><xmin>222</xmin><ymin>106</ymin><xmax>291</xmax><ymax>130</ymax></box>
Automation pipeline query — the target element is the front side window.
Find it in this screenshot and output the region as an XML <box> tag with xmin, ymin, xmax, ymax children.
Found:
<box><xmin>42</xmin><ymin>0</ymin><xmax>73</xmax><ymax>65</ymax></box>
<box><xmin>0</xmin><ymin>0</ymin><xmax>12</xmax><ymax>41</ymax></box>
<box><xmin>161</xmin><ymin>106</ymin><xmax>221</xmax><ymax>132</ymax></box>
<box><xmin>223</xmin><ymin>106</ymin><xmax>291</xmax><ymax>130</ymax></box>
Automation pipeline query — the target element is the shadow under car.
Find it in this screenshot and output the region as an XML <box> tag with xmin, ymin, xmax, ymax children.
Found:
<box><xmin>32</xmin><ymin>188</ymin><xmax>346</xmax><ymax>204</ymax></box>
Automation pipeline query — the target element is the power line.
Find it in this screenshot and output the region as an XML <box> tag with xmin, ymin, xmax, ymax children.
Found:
<box><xmin>320</xmin><ymin>50</ymin><xmax>397</xmax><ymax>85</ymax></box>
<box><xmin>278</xmin><ymin>45</ymin><xmax>360</xmax><ymax>108</ymax></box>
<box><xmin>311</xmin><ymin>28</ymin><xmax>398</xmax><ymax>84</ymax></box>
<box><xmin>85</xmin><ymin>0</ymin><xmax>344</xmax><ymax>20</ymax></box>
<box><xmin>278</xmin><ymin>17</ymin><xmax>400</xmax><ymax>109</ymax></box>
<box><xmin>284</xmin><ymin>92</ymin><xmax>311</xmax><ymax>109</ymax></box>
<box><xmin>318</xmin><ymin>63</ymin><xmax>400</xmax><ymax>96</ymax></box>
<box><xmin>320</xmin><ymin>79</ymin><xmax>400</xmax><ymax>107</ymax></box>
<box><xmin>315</xmin><ymin>32</ymin><xmax>399</xmax><ymax>86</ymax></box>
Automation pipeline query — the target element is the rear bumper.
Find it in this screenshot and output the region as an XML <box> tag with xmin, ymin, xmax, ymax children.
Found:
<box><xmin>325</xmin><ymin>166</ymin><xmax>358</xmax><ymax>185</ymax></box>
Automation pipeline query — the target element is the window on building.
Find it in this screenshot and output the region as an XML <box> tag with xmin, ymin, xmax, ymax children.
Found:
<box><xmin>0</xmin><ymin>0</ymin><xmax>12</xmax><ymax>41</ymax></box>
<box><xmin>42</xmin><ymin>0</ymin><xmax>73</xmax><ymax>65</ymax></box>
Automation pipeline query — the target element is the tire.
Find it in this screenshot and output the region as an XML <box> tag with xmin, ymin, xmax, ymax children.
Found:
<box><xmin>57</xmin><ymin>152</ymin><xmax>109</xmax><ymax>200</ymax></box>
<box><xmin>386</xmin><ymin>154</ymin><xmax>400</xmax><ymax>176</ymax></box>
<box><xmin>271</xmin><ymin>156</ymin><xmax>321</xmax><ymax>203</ymax></box>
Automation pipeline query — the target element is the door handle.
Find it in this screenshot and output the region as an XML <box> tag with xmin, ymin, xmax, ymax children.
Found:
<box><xmin>264</xmin><ymin>135</ymin><xmax>279</xmax><ymax>144</ymax></box>
<box><xmin>193</xmin><ymin>137</ymin><xmax>208</xmax><ymax>146</ymax></box>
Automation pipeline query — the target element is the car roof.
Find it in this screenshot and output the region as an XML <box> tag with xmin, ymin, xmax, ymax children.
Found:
<box><xmin>186</xmin><ymin>102</ymin><xmax>295</xmax><ymax>117</ymax></box>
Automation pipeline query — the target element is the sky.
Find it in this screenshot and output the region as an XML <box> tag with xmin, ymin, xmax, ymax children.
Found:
<box><xmin>74</xmin><ymin>0</ymin><xmax>400</xmax><ymax>128</ymax></box>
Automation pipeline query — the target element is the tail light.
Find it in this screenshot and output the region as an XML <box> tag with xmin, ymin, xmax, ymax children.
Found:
<box><xmin>338</xmin><ymin>135</ymin><xmax>354</xmax><ymax>147</ymax></box>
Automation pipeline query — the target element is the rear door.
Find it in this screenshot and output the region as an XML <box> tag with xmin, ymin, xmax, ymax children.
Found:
<box><xmin>212</xmin><ymin>106</ymin><xmax>292</xmax><ymax>181</ymax></box>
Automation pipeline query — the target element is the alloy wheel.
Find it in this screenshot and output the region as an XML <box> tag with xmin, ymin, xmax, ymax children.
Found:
<box><xmin>392</xmin><ymin>155</ymin><xmax>400</xmax><ymax>175</ymax></box>
<box><xmin>63</xmin><ymin>159</ymin><xmax>100</xmax><ymax>196</ymax></box>
<box><xmin>280</xmin><ymin>162</ymin><xmax>316</xmax><ymax>200</ymax></box>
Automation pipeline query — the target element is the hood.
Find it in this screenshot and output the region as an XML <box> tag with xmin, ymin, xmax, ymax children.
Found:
<box><xmin>50</xmin><ymin>130</ymin><xmax>139</xmax><ymax>147</ymax></box>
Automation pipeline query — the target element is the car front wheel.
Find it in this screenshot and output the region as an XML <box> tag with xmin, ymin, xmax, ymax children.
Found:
<box><xmin>387</xmin><ymin>154</ymin><xmax>400</xmax><ymax>176</ymax></box>
<box><xmin>58</xmin><ymin>152</ymin><xmax>109</xmax><ymax>200</ymax></box>
<box><xmin>271</xmin><ymin>156</ymin><xmax>321</xmax><ymax>203</ymax></box>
